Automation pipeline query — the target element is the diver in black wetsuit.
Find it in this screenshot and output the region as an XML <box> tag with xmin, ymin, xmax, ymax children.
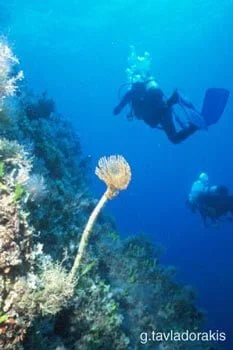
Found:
<box><xmin>113</xmin><ymin>79</ymin><xmax>200</xmax><ymax>144</ymax></box>
<box><xmin>188</xmin><ymin>183</ymin><xmax>233</xmax><ymax>227</ymax></box>
<box><xmin>195</xmin><ymin>186</ymin><xmax>233</xmax><ymax>224</ymax></box>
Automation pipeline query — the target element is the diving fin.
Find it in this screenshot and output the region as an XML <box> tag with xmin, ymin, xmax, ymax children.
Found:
<box><xmin>201</xmin><ymin>88</ymin><xmax>230</xmax><ymax>126</ymax></box>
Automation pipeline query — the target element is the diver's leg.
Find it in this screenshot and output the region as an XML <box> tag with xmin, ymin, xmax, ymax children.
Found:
<box><xmin>160</xmin><ymin>109</ymin><xmax>179</xmax><ymax>143</ymax></box>
<box><xmin>173</xmin><ymin>124</ymin><xmax>199</xmax><ymax>143</ymax></box>
<box><xmin>161</xmin><ymin>110</ymin><xmax>198</xmax><ymax>144</ymax></box>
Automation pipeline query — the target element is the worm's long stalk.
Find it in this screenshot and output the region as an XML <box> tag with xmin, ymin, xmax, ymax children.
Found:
<box><xmin>69</xmin><ymin>189</ymin><xmax>109</xmax><ymax>280</ymax></box>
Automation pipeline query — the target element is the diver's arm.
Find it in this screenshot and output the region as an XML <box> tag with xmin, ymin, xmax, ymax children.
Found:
<box><xmin>113</xmin><ymin>91</ymin><xmax>132</xmax><ymax>115</ymax></box>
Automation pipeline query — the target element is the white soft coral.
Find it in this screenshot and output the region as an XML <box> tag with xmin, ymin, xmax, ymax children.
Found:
<box><xmin>0</xmin><ymin>40</ymin><xmax>23</xmax><ymax>106</ymax></box>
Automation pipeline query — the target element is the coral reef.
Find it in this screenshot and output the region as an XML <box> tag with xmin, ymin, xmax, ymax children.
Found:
<box><xmin>0</xmin><ymin>137</ymin><xmax>75</xmax><ymax>349</ymax></box>
<box><xmin>0</xmin><ymin>41</ymin><xmax>212</xmax><ymax>350</ymax></box>
<box><xmin>0</xmin><ymin>41</ymin><xmax>75</xmax><ymax>349</ymax></box>
<box><xmin>0</xmin><ymin>141</ymin><xmax>33</xmax><ymax>348</ymax></box>
<box><xmin>96</xmin><ymin>235</ymin><xmax>204</xmax><ymax>349</ymax></box>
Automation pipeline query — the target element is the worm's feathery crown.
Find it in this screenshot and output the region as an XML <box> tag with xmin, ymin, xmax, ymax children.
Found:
<box><xmin>95</xmin><ymin>155</ymin><xmax>131</xmax><ymax>197</ymax></box>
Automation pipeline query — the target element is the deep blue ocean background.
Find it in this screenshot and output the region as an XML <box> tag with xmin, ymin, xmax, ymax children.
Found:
<box><xmin>2</xmin><ymin>0</ymin><xmax>233</xmax><ymax>348</ymax></box>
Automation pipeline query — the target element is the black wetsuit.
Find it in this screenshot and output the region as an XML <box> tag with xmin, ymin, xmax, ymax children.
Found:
<box><xmin>195</xmin><ymin>187</ymin><xmax>233</xmax><ymax>225</ymax></box>
<box><xmin>113</xmin><ymin>82</ymin><xmax>198</xmax><ymax>144</ymax></box>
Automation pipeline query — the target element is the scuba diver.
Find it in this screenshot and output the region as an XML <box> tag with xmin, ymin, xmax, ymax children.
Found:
<box><xmin>113</xmin><ymin>47</ymin><xmax>230</xmax><ymax>144</ymax></box>
<box><xmin>187</xmin><ymin>173</ymin><xmax>233</xmax><ymax>227</ymax></box>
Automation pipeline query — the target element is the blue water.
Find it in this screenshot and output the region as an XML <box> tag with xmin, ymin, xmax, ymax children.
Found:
<box><xmin>3</xmin><ymin>0</ymin><xmax>233</xmax><ymax>348</ymax></box>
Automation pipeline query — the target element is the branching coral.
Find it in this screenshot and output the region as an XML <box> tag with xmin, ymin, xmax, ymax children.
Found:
<box><xmin>34</xmin><ymin>258</ymin><xmax>75</xmax><ymax>316</ymax></box>
<box><xmin>10</xmin><ymin>258</ymin><xmax>75</xmax><ymax>317</ymax></box>
<box><xmin>69</xmin><ymin>155</ymin><xmax>131</xmax><ymax>280</ymax></box>
<box><xmin>0</xmin><ymin>40</ymin><xmax>23</xmax><ymax>110</ymax></box>
<box><xmin>0</xmin><ymin>138</ymin><xmax>32</xmax><ymax>184</ymax></box>
<box><xmin>0</xmin><ymin>258</ymin><xmax>75</xmax><ymax>349</ymax></box>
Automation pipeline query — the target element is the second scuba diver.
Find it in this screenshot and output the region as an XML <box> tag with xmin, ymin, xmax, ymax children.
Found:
<box><xmin>187</xmin><ymin>173</ymin><xmax>233</xmax><ymax>227</ymax></box>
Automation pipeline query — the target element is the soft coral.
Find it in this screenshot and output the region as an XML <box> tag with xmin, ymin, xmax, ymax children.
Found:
<box><xmin>0</xmin><ymin>39</ymin><xmax>23</xmax><ymax>106</ymax></box>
